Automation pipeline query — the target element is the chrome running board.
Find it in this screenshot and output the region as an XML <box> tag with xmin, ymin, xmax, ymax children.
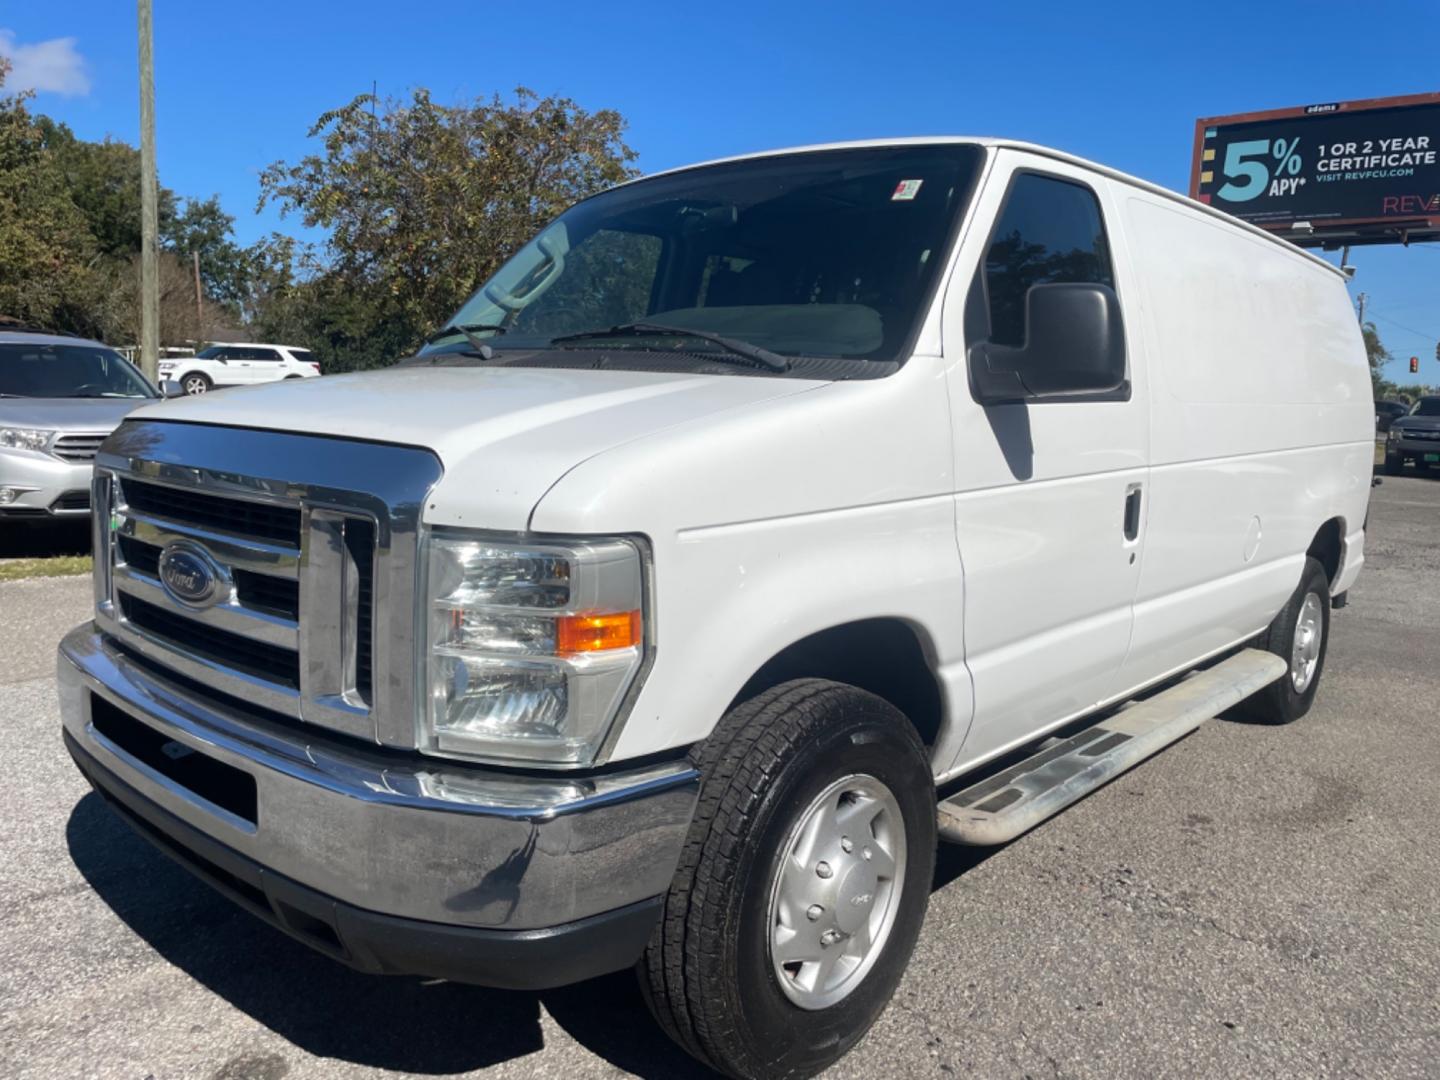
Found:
<box><xmin>937</xmin><ymin>649</ymin><xmax>1287</xmax><ymax>846</ymax></box>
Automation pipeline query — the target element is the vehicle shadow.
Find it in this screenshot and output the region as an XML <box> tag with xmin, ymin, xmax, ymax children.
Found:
<box><xmin>0</xmin><ymin>518</ymin><xmax>91</xmax><ymax>557</ymax></box>
<box><xmin>65</xmin><ymin>792</ymin><xmax>716</xmax><ymax>1078</ymax></box>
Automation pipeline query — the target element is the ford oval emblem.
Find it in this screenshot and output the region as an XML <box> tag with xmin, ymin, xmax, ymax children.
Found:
<box><xmin>157</xmin><ymin>541</ymin><xmax>225</xmax><ymax>608</ymax></box>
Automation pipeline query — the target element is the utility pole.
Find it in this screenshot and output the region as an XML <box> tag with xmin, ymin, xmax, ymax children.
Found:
<box><xmin>137</xmin><ymin>0</ymin><xmax>159</xmax><ymax>382</ymax></box>
<box><xmin>1355</xmin><ymin>292</ymin><xmax>1367</xmax><ymax>326</ymax></box>
<box><xmin>192</xmin><ymin>250</ymin><xmax>204</xmax><ymax>340</ymax></box>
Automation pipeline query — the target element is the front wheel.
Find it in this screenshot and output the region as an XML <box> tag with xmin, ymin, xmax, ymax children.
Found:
<box><xmin>1383</xmin><ymin>453</ymin><xmax>1403</xmax><ymax>476</ymax></box>
<box><xmin>640</xmin><ymin>680</ymin><xmax>935</xmax><ymax>1080</ymax></box>
<box><xmin>181</xmin><ymin>373</ymin><xmax>212</xmax><ymax>395</ymax></box>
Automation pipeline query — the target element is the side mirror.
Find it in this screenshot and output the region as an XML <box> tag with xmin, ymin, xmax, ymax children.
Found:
<box><xmin>970</xmin><ymin>282</ymin><xmax>1127</xmax><ymax>403</ymax></box>
<box><xmin>161</xmin><ymin>380</ymin><xmax>186</xmax><ymax>398</ymax></box>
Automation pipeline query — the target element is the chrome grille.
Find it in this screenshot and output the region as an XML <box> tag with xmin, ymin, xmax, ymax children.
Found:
<box><xmin>122</xmin><ymin>478</ymin><xmax>302</xmax><ymax>543</ymax></box>
<box><xmin>118</xmin><ymin>591</ymin><xmax>302</xmax><ymax>687</ymax></box>
<box><xmin>52</xmin><ymin>432</ymin><xmax>107</xmax><ymax>462</ymax></box>
<box><xmin>1402</xmin><ymin>428</ymin><xmax>1440</xmax><ymax>441</ymax></box>
<box><xmin>93</xmin><ymin>421</ymin><xmax>443</xmax><ymax>747</ymax></box>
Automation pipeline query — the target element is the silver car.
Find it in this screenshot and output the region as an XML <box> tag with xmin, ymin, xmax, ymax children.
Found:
<box><xmin>0</xmin><ymin>328</ymin><xmax>159</xmax><ymax>520</ymax></box>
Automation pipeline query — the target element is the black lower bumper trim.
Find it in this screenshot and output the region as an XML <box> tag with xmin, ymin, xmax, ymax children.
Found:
<box><xmin>65</xmin><ymin>729</ymin><xmax>662</xmax><ymax>990</ymax></box>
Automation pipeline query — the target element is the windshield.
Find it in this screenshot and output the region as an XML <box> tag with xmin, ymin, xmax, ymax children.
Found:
<box><xmin>425</xmin><ymin>144</ymin><xmax>983</xmax><ymax>368</ymax></box>
<box><xmin>1413</xmin><ymin>398</ymin><xmax>1440</xmax><ymax>417</ymax></box>
<box><xmin>0</xmin><ymin>343</ymin><xmax>156</xmax><ymax>398</ymax></box>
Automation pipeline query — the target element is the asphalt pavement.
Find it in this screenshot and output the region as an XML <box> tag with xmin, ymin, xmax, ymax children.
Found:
<box><xmin>2</xmin><ymin>477</ymin><xmax>1437</xmax><ymax>1079</ymax></box>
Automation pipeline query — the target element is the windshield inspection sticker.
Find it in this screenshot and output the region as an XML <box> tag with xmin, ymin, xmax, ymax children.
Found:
<box><xmin>891</xmin><ymin>179</ymin><xmax>924</xmax><ymax>201</ymax></box>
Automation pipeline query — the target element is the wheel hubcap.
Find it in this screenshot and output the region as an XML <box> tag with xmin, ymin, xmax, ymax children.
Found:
<box><xmin>185</xmin><ymin>378</ymin><xmax>206</xmax><ymax>394</ymax></box>
<box><xmin>767</xmin><ymin>774</ymin><xmax>906</xmax><ymax>1010</ymax></box>
<box><xmin>1290</xmin><ymin>592</ymin><xmax>1324</xmax><ymax>692</ymax></box>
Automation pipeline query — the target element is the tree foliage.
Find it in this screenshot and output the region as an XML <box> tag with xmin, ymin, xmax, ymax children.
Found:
<box><xmin>255</xmin><ymin>87</ymin><xmax>637</xmax><ymax>369</ymax></box>
<box><xmin>2</xmin><ymin>69</ymin><xmax>638</xmax><ymax>366</ymax></box>
<box><xmin>0</xmin><ymin>61</ymin><xmax>250</xmax><ymax>344</ymax></box>
<box><xmin>1362</xmin><ymin>321</ymin><xmax>1391</xmax><ymax>396</ymax></box>
<box><xmin>0</xmin><ymin>62</ymin><xmax>100</xmax><ymax>333</ymax></box>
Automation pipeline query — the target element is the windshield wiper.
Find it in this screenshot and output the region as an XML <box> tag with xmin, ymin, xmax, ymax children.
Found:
<box><xmin>425</xmin><ymin>322</ymin><xmax>507</xmax><ymax>360</ymax></box>
<box><xmin>549</xmin><ymin>322</ymin><xmax>789</xmax><ymax>373</ymax></box>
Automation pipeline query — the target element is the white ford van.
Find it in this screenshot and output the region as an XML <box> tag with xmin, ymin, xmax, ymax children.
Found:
<box><xmin>58</xmin><ymin>139</ymin><xmax>1372</xmax><ymax>1080</ymax></box>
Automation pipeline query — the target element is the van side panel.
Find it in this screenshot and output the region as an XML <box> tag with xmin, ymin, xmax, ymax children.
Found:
<box><xmin>1117</xmin><ymin>193</ymin><xmax>1372</xmax><ymax>687</ymax></box>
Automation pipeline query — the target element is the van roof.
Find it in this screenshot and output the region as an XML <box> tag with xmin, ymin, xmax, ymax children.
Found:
<box><xmin>630</xmin><ymin>137</ymin><xmax>1345</xmax><ymax>280</ymax></box>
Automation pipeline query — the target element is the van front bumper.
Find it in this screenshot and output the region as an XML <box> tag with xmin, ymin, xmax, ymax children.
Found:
<box><xmin>58</xmin><ymin>625</ymin><xmax>699</xmax><ymax>988</ymax></box>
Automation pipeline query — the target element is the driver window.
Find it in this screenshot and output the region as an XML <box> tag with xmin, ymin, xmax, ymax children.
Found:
<box><xmin>982</xmin><ymin>174</ymin><xmax>1114</xmax><ymax>347</ymax></box>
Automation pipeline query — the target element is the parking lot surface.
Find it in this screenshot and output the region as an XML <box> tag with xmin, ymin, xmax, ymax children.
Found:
<box><xmin>2</xmin><ymin>477</ymin><xmax>1437</xmax><ymax>1080</ymax></box>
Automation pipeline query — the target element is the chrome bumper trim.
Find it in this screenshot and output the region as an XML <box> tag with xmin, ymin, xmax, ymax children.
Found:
<box><xmin>59</xmin><ymin>625</ymin><xmax>699</xmax><ymax>930</ymax></box>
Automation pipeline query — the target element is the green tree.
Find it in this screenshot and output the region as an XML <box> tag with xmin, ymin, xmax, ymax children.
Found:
<box><xmin>256</xmin><ymin>87</ymin><xmax>637</xmax><ymax>369</ymax></box>
<box><xmin>166</xmin><ymin>195</ymin><xmax>253</xmax><ymax>310</ymax></box>
<box><xmin>1362</xmin><ymin>321</ymin><xmax>1391</xmax><ymax>397</ymax></box>
<box><xmin>0</xmin><ymin>62</ymin><xmax>101</xmax><ymax>333</ymax></box>
<box><xmin>38</xmin><ymin>117</ymin><xmax>178</xmax><ymax>257</ymax></box>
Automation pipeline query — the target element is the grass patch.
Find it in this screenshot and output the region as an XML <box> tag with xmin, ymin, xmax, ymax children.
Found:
<box><xmin>1375</xmin><ymin>437</ymin><xmax>1386</xmax><ymax>467</ymax></box>
<box><xmin>0</xmin><ymin>555</ymin><xmax>93</xmax><ymax>582</ymax></box>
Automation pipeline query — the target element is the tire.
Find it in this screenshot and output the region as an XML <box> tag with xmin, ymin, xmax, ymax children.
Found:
<box><xmin>181</xmin><ymin>373</ymin><xmax>212</xmax><ymax>395</ymax></box>
<box><xmin>1383</xmin><ymin>453</ymin><xmax>1403</xmax><ymax>476</ymax></box>
<box><xmin>1240</xmin><ymin>556</ymin><xmax>1331</xmax><ymax>724</ymax></box>
<box><xmin>639</xmin><ymin>679</ymin><xmax>935</xmax><ymax>1080</ymax></box>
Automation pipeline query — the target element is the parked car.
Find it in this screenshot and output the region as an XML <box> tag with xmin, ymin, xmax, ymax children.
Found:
<box><xmin>0</xmin><ymin>326</ymin><xmax>158</xmax><ymax>521</ymax></box>
<box><xmin>158</xmin><ymin>343</ymin><xmax>320</xmax><ymax>395</ymax></box>
<box><xmin>1384</xmin><ymin>395</ymin><xmax>1440</xmax><ymax>474</ymax></box>
<box><xmin>58</xmin><ymin>139</ymin><xmax>1372</xmax><ymax>1080</ymax></box>
<box><xmin>1375</xmin><ymin>399</ymin><xmax>1409</xmax><ymax>432</ymax></box>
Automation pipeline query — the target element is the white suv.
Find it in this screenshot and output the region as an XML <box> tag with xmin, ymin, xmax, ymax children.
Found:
<box><xmin>159</xmin><ymin>343</ymin><xmax>320</xmax><ymax>395</ymax></box>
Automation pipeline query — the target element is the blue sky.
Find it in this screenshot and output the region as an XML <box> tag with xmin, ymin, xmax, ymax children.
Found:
<box><xmin>4</xmin><ymin>1</ymin><xmax>1437</xmax><ymax>383</ymax></box>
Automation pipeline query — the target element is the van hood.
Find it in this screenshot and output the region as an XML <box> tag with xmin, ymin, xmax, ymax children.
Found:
<box><xmin>0</xmin><ymin>396</ymin><xmax>152</xmax><ymax>433</ymax></box>
<box><xmin>128</xmin><ymin>364</ymin><xmax>826</xmax><ymax>530</ymax></box>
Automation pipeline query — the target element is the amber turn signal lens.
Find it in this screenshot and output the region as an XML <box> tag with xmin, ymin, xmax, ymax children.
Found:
<box><xmin>556</xmin><ymin>610</ymin><xmax>642</xmax><ymax>655</ymax></box>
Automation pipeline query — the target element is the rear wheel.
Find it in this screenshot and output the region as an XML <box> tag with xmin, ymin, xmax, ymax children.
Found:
<box><xmin>1240</xmin><ymin>556</ymin><xmax>1331</xmax><ymax>724</ymax></box>
<box><xmin>640</xmin><ymin>679</ymin><xmax>935</xmax><ymax>1080</ymax></box>
<box><xmin>181</xmin><ymin>373</ymin><xmax>211</xmax><ymax>395</ymax></box>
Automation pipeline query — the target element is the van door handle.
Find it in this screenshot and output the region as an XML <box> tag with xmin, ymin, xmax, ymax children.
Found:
<box><xmin>1123</xmin><ymin>484</ymin><xmax>1143</xmax><ymax>542</ymax></box>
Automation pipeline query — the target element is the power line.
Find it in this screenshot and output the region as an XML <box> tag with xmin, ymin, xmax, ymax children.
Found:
<box><xmin>1367</xmin><ymin>309</ymin><xmax>1438</xmax><ymax>343</ymax></box>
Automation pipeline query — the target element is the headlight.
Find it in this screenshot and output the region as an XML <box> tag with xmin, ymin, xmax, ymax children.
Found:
<box><xmin>0</xmin><ymin>428</ymin><xmax>54</xmax><ymax>452</ymax></box>
<box><xmin>423</xmin><ymin>532</ymin><xmax>647</xmax><ymax>766</ymax></box>
<box><xmin>1388</xmin><ymin>427</ymin><xmax>1404</xmax><ymax>441</ymax></box>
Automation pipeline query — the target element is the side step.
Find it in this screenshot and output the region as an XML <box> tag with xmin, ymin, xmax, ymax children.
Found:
<box><xmin>936</xmin><ymin>648</ymin><xmax>1287</xmax><ymax>846</ymax></box>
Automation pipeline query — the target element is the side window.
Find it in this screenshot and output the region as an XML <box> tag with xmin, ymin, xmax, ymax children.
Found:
<box><xmin>983</xmin><ymin>173</ymin><xmax>1115</xmax><ymax>347</ymax></box>
<box><xmin>249</xmin><ymin>348</ymin><xmax>282</xmax><ymax>362</ymax></box>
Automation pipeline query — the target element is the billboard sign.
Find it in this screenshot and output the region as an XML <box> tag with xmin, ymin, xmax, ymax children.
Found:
<box><xmin>1191</xmin><ymin>93</ymin><xmax>1440</xmax><ymax>245</ymax></box>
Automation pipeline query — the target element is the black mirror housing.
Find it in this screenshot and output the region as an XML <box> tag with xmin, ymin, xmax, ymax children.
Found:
<box><xmin>971</xmin><ymin>282</ymin><xmax>1127</xmax><ymax>403</ymax></box>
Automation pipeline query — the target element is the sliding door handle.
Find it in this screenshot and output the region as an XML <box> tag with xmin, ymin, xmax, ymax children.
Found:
<box><xmin>1123</xmin><ymin>484</ymin><xmax>1143</xmax><ymax>542</ymax></box>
